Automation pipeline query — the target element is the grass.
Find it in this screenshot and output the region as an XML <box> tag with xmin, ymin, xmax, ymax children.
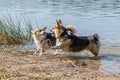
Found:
<box><xmin>0</xmin><ymin>15</ymin><xmax>33</xmax><ymax>45</ymax></box>
<box><xmin>0</xmin><ymin>69</ymin><xmax>7</xmax><ymax>78</ymax></box>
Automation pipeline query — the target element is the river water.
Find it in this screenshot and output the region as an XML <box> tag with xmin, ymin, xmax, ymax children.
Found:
<box><xmin>0</xmin><ymin>0</ymin><xmax>120</xmax><ymax>46</ymax></box>
<box><xmin>0</xmin><ymin>0</ymin><xmax>120</xmax><ymax>73</ymax></box>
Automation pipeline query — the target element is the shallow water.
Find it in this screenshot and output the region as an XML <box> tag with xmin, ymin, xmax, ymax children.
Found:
<box><xmin>0</xmin><ymin>0</ymin><xmax>120</xmax><ymax>73</ymax></box>
<box><xmin>99</xmin><ymin>55</ymin><xmax>120</xmax><ymax>73</ymax></box>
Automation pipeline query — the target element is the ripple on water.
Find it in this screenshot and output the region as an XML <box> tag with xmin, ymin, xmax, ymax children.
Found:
<box><xmin>99</xmin><ymin>55</ymin><xmax>120</xmax><ymax>73</ymax></box>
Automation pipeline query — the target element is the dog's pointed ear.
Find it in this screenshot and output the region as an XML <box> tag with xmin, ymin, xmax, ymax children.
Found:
<box><xmin>56</xmin><ymin>20</ymin><xmax>61</xmax><ymax>25</ymax></box>
<box><xmin>42</xmin><ymin>26</ymin><xmax>47</xmax><ymax>31</ymax></box>
<box><xmin>56</xmin><ymin>19</ymin><xmax>59</xmax><ymax>24</ymax></box>
<box><xmin>57</xmin><ymin>23</ymin><xmax>61</xmax><ymax>29</ymax></box>
<box><xmin>58</xmin><ymin>19</ymin><xmax>62</xmax><ymax>24</ymax></box>
<box><xmin>36</xmin><ymin>28</ymin><xmax>41</xmax><ymax>31</ymax></box>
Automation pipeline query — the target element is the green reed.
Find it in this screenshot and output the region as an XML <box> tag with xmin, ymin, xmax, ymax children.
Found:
<box><xmin>0</xmin><ymin>15</ymin><xmax>33</xmax><ymax>45</ymax></box>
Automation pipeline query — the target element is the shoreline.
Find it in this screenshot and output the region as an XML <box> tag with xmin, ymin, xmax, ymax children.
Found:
<box><xmin>0</xmin><ymin>47</ymin><xmax>120</xmax><ymax>80</ymax></box>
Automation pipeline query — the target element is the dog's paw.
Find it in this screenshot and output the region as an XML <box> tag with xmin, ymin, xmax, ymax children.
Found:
<box><xmin>33</xmin><ymin>52</ymin><xmax>37</xmax><ymax>55</ymax></box>
<box><xmin>52</xmin><ymin>51</ymin><xmax>58</xmax><ymax>55</ymax></box>
<box><xmin>51</xmin><ymin>46</ymin><xmax>60</xmax><ymax>49</ymax></box>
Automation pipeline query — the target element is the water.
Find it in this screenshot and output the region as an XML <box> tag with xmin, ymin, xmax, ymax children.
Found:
<box><xmin>0</xmin><ymin>0</ymin><xmax>120</xmax><ymax>73</ymax></box>
<box><xmin>0</xmin><ymin>0</ymin><xmax>120</xmax><ymax>46</ymax></box>
<box><xmin>100</xmin><ymin>55</ymin><xmax>120</xmax><ymax>73</ymax></box>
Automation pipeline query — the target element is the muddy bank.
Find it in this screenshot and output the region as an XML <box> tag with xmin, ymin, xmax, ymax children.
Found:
<box><xmin>0</xmin><ymin>47</ymin><xmax>120</xmax><ymax>80</ymax></box>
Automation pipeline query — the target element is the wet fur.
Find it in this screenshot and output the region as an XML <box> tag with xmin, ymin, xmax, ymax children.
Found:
<box><xmin>51</xmin><ymin>20</ymin><xmax>100</xmax><ymax>56</ymax></box>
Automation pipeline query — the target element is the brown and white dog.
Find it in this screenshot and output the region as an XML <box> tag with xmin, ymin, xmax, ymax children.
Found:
<box><xmin>50</xmin><ymin>20</ymin><xmax>77</xmax><ymax>54</ymax></box>
<box><xmin>31</xmin><ymin>27</ymin><xmax>56</xmax><ymax>56</ymax></box>
<box><xmin>51</xmin><ymin>20</ymin><xmax>100</xmax><ymax>56</ymax></box>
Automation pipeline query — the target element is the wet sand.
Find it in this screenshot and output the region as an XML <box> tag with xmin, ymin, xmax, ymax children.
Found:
<box><xmin>0</xmin><ymin>47</ymin><xmax>120</xmax><ymax>80</ymax></box>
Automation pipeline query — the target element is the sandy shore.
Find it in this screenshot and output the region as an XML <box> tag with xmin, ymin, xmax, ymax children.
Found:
<box><xmin>0</xmin><ymin>47</ymin><xmax>120</xmax><ymax>80</ymax></box>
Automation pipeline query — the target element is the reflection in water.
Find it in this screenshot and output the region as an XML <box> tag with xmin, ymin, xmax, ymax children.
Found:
<box><xmin>72</xmin><ymin>54</ymin><xmax>120</xmax><ymax>74</ymax></box>
<box><xmin>85</xmin><ymin>58</ymin><xmax>101</xmax><ymax>71</ymax></box>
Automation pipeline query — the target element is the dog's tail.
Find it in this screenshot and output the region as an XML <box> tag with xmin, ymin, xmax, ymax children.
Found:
<box><xmin>93</xmin><ymin>33</ymin><xmax>100</xmax><ymax>41</ymax></box>
<box><xmin>87</xmin><ymin>33</ymin><xmax>100</xmax><ymax>56</ymax></box>
<box><xmin>65</xmin><ymin>25</ymin><xmax>76</xmax><ymax>35</ymax></box>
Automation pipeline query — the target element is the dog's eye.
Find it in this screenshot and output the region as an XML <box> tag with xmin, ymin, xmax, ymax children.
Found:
<box><xmin>51</xmin><ymin>29</ymin><xmax>55</xmax><ymax>32</ymax></box>
<box><xmin>39</xmin><ymin>30</ymin><xmax>42</xmax><ymax>32</ymax></box>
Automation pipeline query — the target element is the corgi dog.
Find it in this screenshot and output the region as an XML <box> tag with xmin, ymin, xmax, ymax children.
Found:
<box><xmin>50</xmin><ymin>20</ymin><xmax>76</xmax><ymax>54</ymax></box>
<box><xmin>51</xmin><ymin>20</ymin><xmax>100</xmax><ymax>56</ymax></box>
<box><xmin>31</xmin><ymin>27</ymin><xmax>56</xmax><ymax>56</ymax></box>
